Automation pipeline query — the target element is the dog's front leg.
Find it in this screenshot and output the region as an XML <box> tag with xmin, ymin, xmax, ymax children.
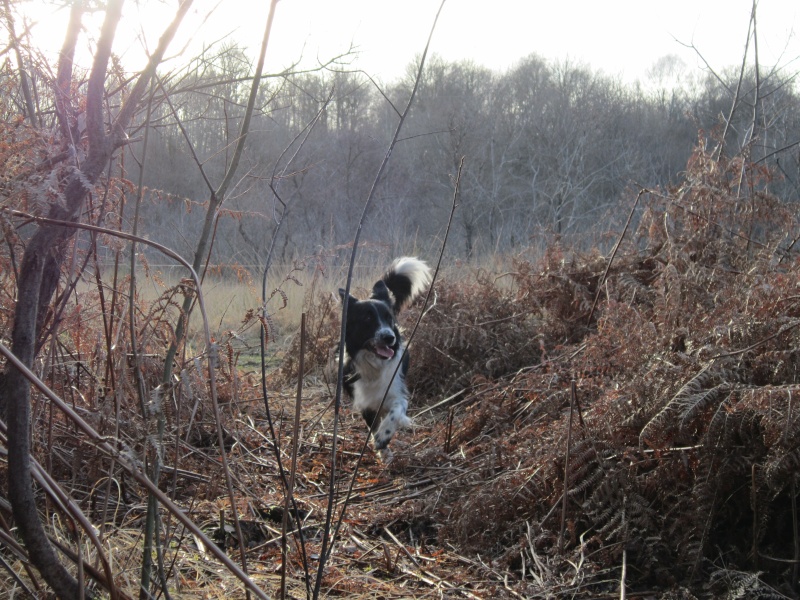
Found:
<box><xmin>371</xmin><ymin>398</ymin><xmax>411</xmax><ymax>452</ymax></box>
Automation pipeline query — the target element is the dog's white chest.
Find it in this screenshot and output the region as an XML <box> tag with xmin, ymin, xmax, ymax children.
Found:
<box><xmin>351</xmin><ymin>349</ymin><xmax>405</xmax><ymax>413</ymax></box>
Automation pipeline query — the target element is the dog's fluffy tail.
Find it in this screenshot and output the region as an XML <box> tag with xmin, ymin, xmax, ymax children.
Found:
<box><xmin>382</xmin><ymin>257</ymin><xmax>432</xmax><ymax>312</ymax></box>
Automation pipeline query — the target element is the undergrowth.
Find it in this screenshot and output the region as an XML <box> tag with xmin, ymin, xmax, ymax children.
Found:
<box><xmin>285</xmin><ymin>136</ymin><xmax>800</xmax><ymax>596</ymax></box>
<box><xmin>398</xmin><ymin>138</ymin><xmax>800</xmax><ymax>597</ymax></box>
<box><xmin>4</xmin><ymin>130</ymin><xmax>800</xmax><ymax>599</ymax></box>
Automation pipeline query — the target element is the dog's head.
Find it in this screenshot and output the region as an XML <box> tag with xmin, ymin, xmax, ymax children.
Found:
<box><xmin>339</xmin><ymin>280</ymin><xmax>400</xmax><ymax>364</ymax></box>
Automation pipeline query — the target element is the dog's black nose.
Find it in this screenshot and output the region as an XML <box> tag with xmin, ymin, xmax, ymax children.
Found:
<box><xmin>380</xmin><ymin>332</ymin><xmax>396</xmax><ymax>346</ymax></box>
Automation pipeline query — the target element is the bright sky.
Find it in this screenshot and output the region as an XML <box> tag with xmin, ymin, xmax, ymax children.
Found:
<box><xmin>266</xmin><ymin>0</ymin><xmax>800</xmax><ymax>82</ymax></box>
<box><xmin>22</xmin><ymin>0</ymin><xmax>800</xmax><ymax>84</ymax></box>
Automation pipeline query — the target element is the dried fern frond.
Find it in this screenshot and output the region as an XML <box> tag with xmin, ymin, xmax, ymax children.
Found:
<box><xmin>640</xmin><ymin>361</ymin><xmax>736</xmax><ymax>447</ymax></box>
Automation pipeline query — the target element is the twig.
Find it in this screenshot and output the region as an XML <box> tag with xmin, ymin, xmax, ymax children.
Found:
<box><xmin>173</xmin><ymin>6</ymin><xmax>284</xmax><ymax>592</ymax></box>
<box><xmin>313</xmin><ymin>5</ymin><xmax>449</xmax><ymax>597</ymax></box>
<box><xmin>155</xmin><ymin>74</ymin><xmax>215</xmax><ymax>194</ymax></box>
<box><xmin>752</xmin><ymin>463</ymin><xmax>760</xmax><ymax>570</ymax></box>
<box><xmin>444</xmin><ymin>407</ymin><xmax>454</xmax><ymax>455</ymax></box>
<box><xmin>755</xmin><ymin>139</ymin><xmax>800</xmax><ymax>164</ymax></box>
<box><xmin>47</xmin><ymin>535</ymin><xmax>134</xmax><ymax>600</ymax></box>
<box><xmin>414</xmin><ymin>389</ymin><xmax>466</xmax><ymax>417</ymax></box>
<box><xmin>131</xmin><ymin>73</ymin><xmax>162</xmax><ymax>600</ymax></box>
<box><xmin>281</xmin><ymin>312</ymin><xmax>306</xmax><ymax>600</ymax></box>
<box><xmin>716</xmin><ymin>2</ymin><xmax>755</xmax><ymax>161</ymax></box>
<box><xmin>559</xmin><ymin>380</ymin><xmax>577</xmax><ymax>553</ymax></box>
<box><xmin>793</xmin><ymin>476</ymin><xmax>799</xmax><ymax>593</ymax></box>
<box><xmin>711</xmin><ymin>319</ymin><xmax>800</xmax><ymax>359</ymax></box>
<box><xmin>3</xmin><ymin>0</ymin><xmax>38</xmax><ymax>127</ymax></box>
<box><xmin>254</xmin><ymin>56</ymin><xmax>334</xmax><ymax>600</ymax></box>
<box><xmin>325</xmin><ymin>152</ymin><xmax>464</xmax><ymax>570</ymax></box>
<box><xmin>749</xmin><ymin>1</ymin><xmax>761</xmax><ymax>161</ymax></box>
<box><xmin>383</xmin><ymin>526</ymin><xmax>420</xmax><ymax>571</ymax></box>
<box><xmin>28</xmin><ymin>455</ymin><xmax>118</xmax><ymax>600</ymax></box>
<box><xmin>0</xmin><ymin>509</ymin><xmax>42</xmax><ymax>592</ymax></box>
<box><xmin>384</xmin><ymin>527</ymin><xmax>482</xmax><ymax>599</ymax></box>
<box><xmin>586</xmin><ymin>189</ymin><xmax>644</xmax><ymax>326</ymax></box>
<box><xmin>0</xmin><ymin>552</ymin><xmax>36</xmax><ymax>597</ymax></box>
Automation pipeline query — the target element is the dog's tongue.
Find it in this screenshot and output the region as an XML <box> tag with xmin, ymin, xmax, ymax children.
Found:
<box><xmin>375</xmin><ymin>344</ymin><xmax>395</xmax><ymax>359</ymax></box>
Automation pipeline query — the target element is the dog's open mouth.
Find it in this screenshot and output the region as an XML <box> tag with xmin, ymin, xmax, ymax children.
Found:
<box><xmin>369</xmin><ymin>341</ymin><xmax>395</xmax><ymax>360</ymax></box>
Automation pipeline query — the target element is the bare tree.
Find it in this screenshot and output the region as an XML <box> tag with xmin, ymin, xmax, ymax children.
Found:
<box><xmin>0</xmin><ymin>1</ymin><xmax>191</xmax><ymax>596</ymax></box>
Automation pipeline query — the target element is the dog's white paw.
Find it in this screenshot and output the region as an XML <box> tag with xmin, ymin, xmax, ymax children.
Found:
<box><xmin>373</xmin><ymin>421</ymin><xmax>396</xmax><ymax>450</ymax></box>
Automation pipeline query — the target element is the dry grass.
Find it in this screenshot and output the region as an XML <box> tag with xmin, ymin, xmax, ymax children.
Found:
<box><xmin>4</xmin><ymin>141</ymin><xmax>800</xmax><ymax>599</ymax></box>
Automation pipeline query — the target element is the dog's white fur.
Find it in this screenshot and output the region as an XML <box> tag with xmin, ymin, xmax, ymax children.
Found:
<box><xmin>350</xmin><ymin>344</ymin><xmax>412</xmax><ymax>450</ymax></box>
<box><xmin>390</xmin><ymin>256</ymin><xmax>433</xmax><ymax>305</ymax></box>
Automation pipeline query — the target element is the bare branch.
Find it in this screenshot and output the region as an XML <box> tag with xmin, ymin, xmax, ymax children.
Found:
<box><xmin>3</xmin><ymin>0</ymin><xmax>38</xmax><ymax>126</ymax></box>
<box><xmin>313</xmin><ymin>2</ymin><xmax>449</xmax><ymax>597</ymax></box>
<box><xmin>55</xmin><ymin>0</ymin><xmax>84</xmax><ymax>142</ymax></box>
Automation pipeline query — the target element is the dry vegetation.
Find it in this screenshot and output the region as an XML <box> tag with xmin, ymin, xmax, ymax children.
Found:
<box><xmin>4</xmin><ymin>1</ymin><xmax>799</xmax><ymax>598</ymax></box>
<box><xmin>3</xmin><ymin>126</ymin><xmax>800</xmax><ymax>597</ymax></box>
<box><xmin>276</xmin><ymin>138</ymin><xmax>800</xmax><ymax>598</ymax></box>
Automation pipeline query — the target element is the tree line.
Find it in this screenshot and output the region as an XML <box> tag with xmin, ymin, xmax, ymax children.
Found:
<box><xmin>131</xmin><ymin>47</ymin><xmax>800</xmax><ymax>267</ymax></box>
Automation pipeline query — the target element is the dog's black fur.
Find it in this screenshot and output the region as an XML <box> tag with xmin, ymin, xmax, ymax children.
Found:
<box><xmin>338</xmin><ymin>257</ymin><xmax>431</xmax><ymax>458</ymax></box>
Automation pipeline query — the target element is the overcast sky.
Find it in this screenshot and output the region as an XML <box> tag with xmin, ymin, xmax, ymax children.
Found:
<box><xmin>264</xmin><ymin>0</ymin><xmax>800</xmax><ymax>82</ymax></box>
<box><xmin>25</xmin><ymin>0</ymin><xmax>800</xmax><ymax>84</ymax></box>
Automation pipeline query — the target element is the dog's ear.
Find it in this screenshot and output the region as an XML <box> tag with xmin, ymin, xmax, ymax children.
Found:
<box><xmin>370</xmin><ymin>280</ymin><xmax>393</xmax><ymax>305</ymax></box>
<box><xmin>338</xmin><ymin>288</ymin><xmax>357</xmax><ymax>307</ymax></box>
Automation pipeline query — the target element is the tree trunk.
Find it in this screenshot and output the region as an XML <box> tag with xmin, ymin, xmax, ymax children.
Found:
<box><xmin>6</xmin><ymin>226</ymin><xmax>81</xmax><ymax>598</ymax></box>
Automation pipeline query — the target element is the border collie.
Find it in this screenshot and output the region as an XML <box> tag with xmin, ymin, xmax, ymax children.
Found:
<box><xmin>338</xmin><ymin>257</ymin><xmax>432</xmax><ymax>460</ymax></box>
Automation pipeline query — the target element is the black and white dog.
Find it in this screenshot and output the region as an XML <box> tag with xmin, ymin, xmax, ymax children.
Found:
<box><xmin>338</xmin><ymin>257</ymin><xmax>432</xmax><ymax>460</ymax></box>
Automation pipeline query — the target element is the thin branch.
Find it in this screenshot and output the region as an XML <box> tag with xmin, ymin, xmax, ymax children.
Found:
<box><xmin>54</xmin><ymin>0</ymin><xmax>84</xmax><ymax>142</ymax></box>
<box><xmin>673</xmin><ymin>37</ymin><xmax>731</xmax><ymax>93</ymax></box>
<box><xmin>361</xmin><ymin>70</ymin><xmax>401</xmax><ymax>117</ymax></box>
<box><xmin>26</xmin><ymin>453</ymin><xmax>119</xmax><ymax>600</ymax></box>
<box><xmin>111</xmin><ymin>0</ymin><xmax>195</xmax><ymax>146</ymax></box>
<box><xmin>327</xmin><ymin>155</ymin><xmax>464</xmax><ymax>564</ymax></box>
<box><xmin>750</xmin><ymin>0</ymin><xmax>761</xmax><ymax>157</ymax></box>
<box><xmin>314</xmin><ymin>3</ymin><xmax>449</xmax><ymax>592</ymax></box>
<box><xmin>755</xmin><ymin>138</ymin><xmax>800</xmax><ymax>164</ymax></box>
<box><xmin>281</xmin><ymin>313</ymin><xmax>306</xmax><ymax>600</ymax></box>
<box><xmin>3</xmin><ymin>0</ymin><xmax>39</xmax><ymax>127</ymax></box>
<box><xmin>155</xmin><ymin>74</ymin><xmax>216</xmax><ymax>194</ymax></box>
<box><xmin>154</xmin><ymin>3</ymin><xmax>282</xmax><ymax>590</ymax></box>
<box><xmin>559</xmin><ymin>380</ymin><xmax>577</xmax><ymax>554</ymax></box>
<box><xmin>255</xmin><ymin>85</ymin><xmax>333</xmax><ymax>599</ymax></box>
<box><xmin>268</xmin><ymin>87</ymin><xmax>336</xmax><ymax>213</ymax></box>
<box><xmin>215</xmin><ymin>0</ymin><xmax>278</xmax><ymax>202</ymax></box>
<box><xmin>131</xmin><ymin>81</ymin><xmax>162</xmax><ymax>600</ymax></box>
<box><xmin>716</xmin><ymin>4</ymin><xmax>755</xmax><ymax>160</ymax></box>
<box><xmin>586</xmin><ymin>188</ymin><xmax>645</xmax><ymax>325</ymax></box>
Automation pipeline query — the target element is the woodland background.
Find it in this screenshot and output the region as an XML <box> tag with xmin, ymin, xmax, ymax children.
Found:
<box><xmin>1</xmin><ymin>1</ymin><xmax>800</xmax><ymax>599</ymax></box>
<box><xmin>135</xmin><ymin>45</ymin><xmax>799</xmax><ymax>264</ymax></box>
